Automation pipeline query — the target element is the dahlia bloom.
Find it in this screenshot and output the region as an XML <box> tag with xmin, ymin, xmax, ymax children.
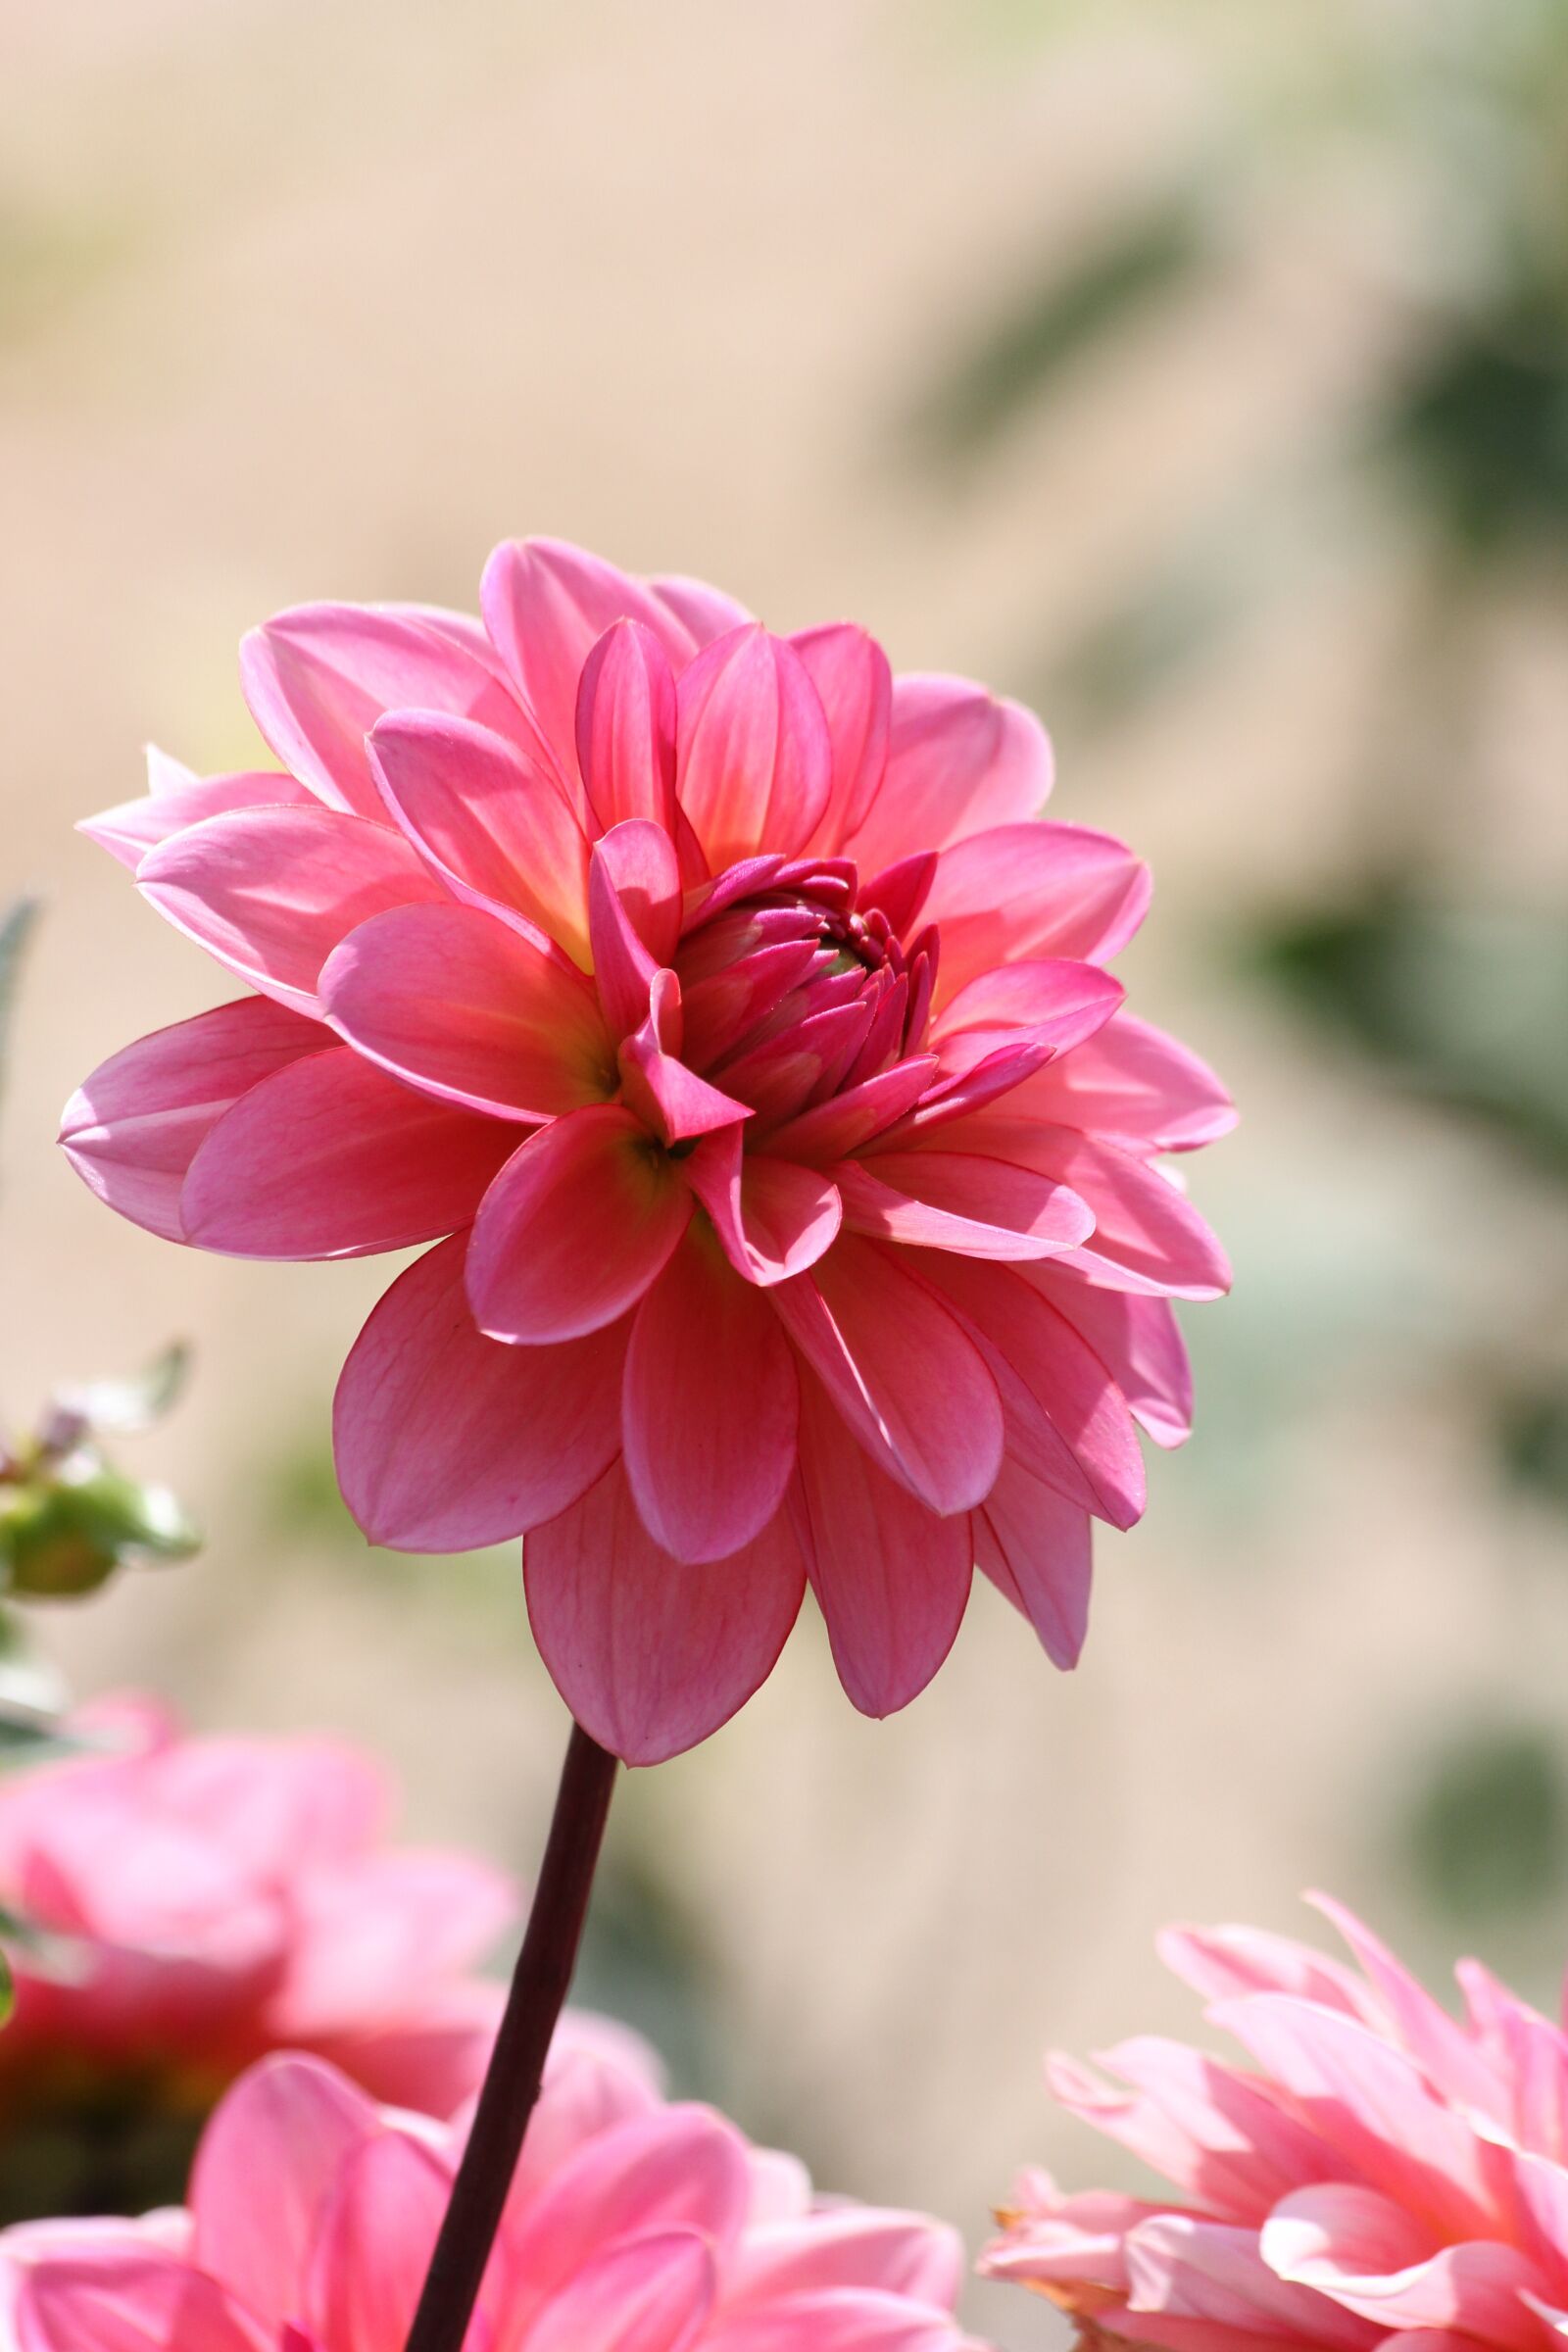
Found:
<box><xmin>0</xmin><ymin>1695</ymin><xmax>513</xmax><ymax>2138</ymax></box>
<box><xmin>64</xmin><ymin>538</ymin><xmax>1232</xmax><ymax>1762</ymax></box>
<box><xmin>985</xmin><ymin>1895</ymin><xmax>1568</xmax><ymax>2352</ymax></box>
<box><xmin>2</xmin><ymin>2034</ymin><xmax>981</xmax><ymax>2351</ymax></box>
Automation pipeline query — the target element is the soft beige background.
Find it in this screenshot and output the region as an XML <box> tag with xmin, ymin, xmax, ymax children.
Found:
<box><xmin>3</xmin><ymin>3</ymin><xmax>1566</xmax><ymax>2340</ymax></box>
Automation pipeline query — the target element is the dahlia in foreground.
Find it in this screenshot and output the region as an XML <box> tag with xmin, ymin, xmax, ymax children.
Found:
<box><xmin>64</xmin><ymin>538</ymin><xmax>1232</xmax><ymax>1762</ymax></box>
<box><xmin>2</xmin><ymin>2035</ymin><xmax>981</xmax><ymax>2351</ymax></box>
<box><xmin>0</xmin><ymin>1693</ymin><xmax>513</xmax><ymax>2211</ymax></box>
<box><xmin>985</xmin><ymin>1894</ymin><xmax>1568</xmax><ymax>2351</ymax></box>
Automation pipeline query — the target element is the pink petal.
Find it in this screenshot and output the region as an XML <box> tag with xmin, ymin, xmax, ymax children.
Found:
<box><xmin>675</xmin><ymin>627</ymin><xmax>833</xmax><ymax>868</ymax></box>
<box><xmin>789</xmin><ymin>1375</ymin><xmax>973</xmax><ymax>1716</ymax></box>
<box><xmin>770</xmin><ymin>1237</ymin><xmax>1004</xmax><ymax>1514</ymax></box>
<box><xmin>835</xmin><ymin>1152</ymin><xmax>1094</xmax><ymax>1261</ymax></box>
<box><xmin>961</xmin><ymin>1122</ymin><xmax>1230</xmax><ymax>1299</ymax></box>
<box><xmin>191</xmin><ymin>2055</ymin><xmax>379</xmax><ymax>2335</ymax></box>
<box><xmin>575</xmin><ymin>621</ymin><xmax>680</xmax><ymax>838</ymax></box>
<box><xmin>1306</xmin><ymin>1892</ymin><xmax>1510</xmax><ymax>2122</ymax></box>
<box><xmin>179</xmin><ymin>1048</ymin><xmax>514</xmax><ymax>1258</ymax></box>
<box><xmin>623</xmin><ymin>1223</ymin><xmax>799</xmax><ymax>1562</ymax></box>
<box><xmin>930</xmin><ymin>958</ymin><xmax>1124</xmax><ymax>1075</ymax></box>
<box><xmin>320</xmin><ymin>902</ymin><xmax>613</xmax><ymax>1121</ymax></box>
<box><xmin>702</xmin><ymin>2295</ymin><xmax>964</xmax><ymax>2352</ymax></box>
<box><xmin>595</xmin><ymin>820</ymin><xmax>682</xmax><ymax>968</ymax></box>
<box><xmin>333</xmin><ymin>1233</ymin><xmax>626</xmax><ymax>1549</ymax></box>
<box><xmin>974</xmin><ymin>1464</ymin><xmax>1094</xmax><ymax>1668</ymax></box>
<box><xmin>1261</xmin><ymin>2184</ymin><xmax>1540</xmax><ymax>2348</ymax></box>
<box><xmin>765</xmin><ymin>1057</ymin><xmax>938</xmax><ymax>1165</ymax></box>
<box><xmin>619</xmin><ymin>979</ymin><xmax>753</xmax><ymax>1149</ymax></box>
<box><xmin>368</xmin><ymin>712</ymin><xmax>592</xmax><ymax>966</ymax></box>
<box><xmin>843</xmin><ymin>671</ymin><xmax>1052</xmax><ymax>877</ymax></box>
<box><xmin>137</xmin><ymin>806</ymin><xmax>444</xmax><ymax>1015</ymax></box>
<box><xmin>685</xmin><ymin>1136</ymin><xmax>843</xmax><ymax>1287</ymax></box>
<box><xmin>1156</xmin><ymin>1924</ymin><xmax>1377</xmax><ymax>2022</ymax></box>
<box><xmin>922</xmin><ymin>822</ymin><xmax>1152</xmax><ymax>1003</ymax></box>
<box><xmin>277</xmin><ymin>1848</ymin><xmax>514</xmax><ymax>2032</ymax></box>
<box><xmin>481</xmin><ymin>539</ymin><xmax>695</xmax><ymax>783</ymax></box>
<box><xmin>1123</xmin><ymin>2214</ymin><xmax>1367</xmax><ymax>2349</ymax></box>
<box><xmin>80</xmin><ymin>771</ymin><xmax>314</xmax><ymax>872</ymax></box>
<box><xmin>503</xmin><ymin>2018</ymin><xmax>665</xmax><ymax>2209</ymax></box>
<box><xmin>791</xmin><ymin>623</ymin><xmax>892</xmax><ymax>851</ymax></box>
<box><xmin>1008</xmin><ymin>1012</ymin><xmax>1237</xmax><ymax>1153</ymax></box>
<box><xmin>524</xmin><ymin>1462</ymin><xmax>805</xmax><ymax>1764</ymax></box>
<box><xmin>468</xmin><ymin>1106</ymin><xmax>694</xmax><ymax>1344</ymax></box>
<box><xmin>242</xmin><ymin>600</ymin><xmax>542</xmax><ymax>820</ymax></box>
<box><xmin>1029</xmin><ymin>1272</ymin><xmax>1194</xmax><ymax>1448</ymax></box>
<box><xmin>521</xmin><ymin>2230</ymin><xmax>715</xmax><ymax>2352</ymax></box>
<box><xmin>15</xmin><ymin>2255</ymin><xmax>267</xmax><ymax>2352</ymax></box>
<box><xmin>724</xmin><ymin>2210</ymin><xmax>963</xmax><ymax>2308</ymax></box>
<box><xmin>650</xmin><ymin>574</ymin><xmax>754</xmax><ymax>648</ymax></box>
<box><xmin>303</xmin><ymin>2132</ymin><xmax>453</xmax><ymax>2352</ymax></box>
<box><xmin>59</xmin><ymin>998</ymin><xmax>324</xmax><ymax>1243</ymax></box>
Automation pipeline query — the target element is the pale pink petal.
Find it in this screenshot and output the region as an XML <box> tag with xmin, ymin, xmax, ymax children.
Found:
<box><xmin>368</xmin><ymin>712</ymin><xmax>592</xmax><ymax>965</ymax></box>
<box><xmin>59</xmin><ymin>998</ymin><xmax>324</xmax><ymax>1243</ymax></box>
<box><xmin>241</xmin><ymin>600</ymin><xmax>541</xmax><ymax>819</ymax></box>
<box><xmin>277</xmin><ymin>1848</ymin><xmax>513</xmax><ymax>2034</ymax></box>
<box><xmin>789</xmin><ymin>1376</ymin><xmax>972</xmax><ymax>1716</ymax></box>
<box><xmin>835</xmin><ymin>1152</ymin><xmax>1094</xmax><ymax>1262</ymax></box>
<box><xmin>1123</xmin><ymin>2214</ymin><xmax>1367</xmax><ymax>2349</ymax></box>
<box><xmin>929</xmin><ymin>959</ymin><xmax>1124</xmax><ymax>1075</ymax></box>
<box><xmin>650</xmin><ymin>574</ymin><xmax>754</xmax><ymax>649</ymax></box>
<box><xmin>524</xmin><ymin>1463</ymin><xmax>805</xmax><ymax>1765</ymax></box>
<box><xmin>144</xmin><ymin>1736</ymin><xmax>383</xmax><ymax>1872</ymax></box>
<box><xmin>320</xmin><ymin>902</ymin><xmax>614</xmax><ymax>1121</ymax></box>
<box><xmin>333</xmin><ymin>1233</ymin><xmax>626</xmax><ymax>1549</ymax></box>
<box><xmin>623</xmin><ymin>1224</ymin><xmax>799</xmax><ymax>1562</ymax></box>
<box><xmin>675</xmin><ymin>627</ymin><xmax>833</xmax><ymax>868</ymax></box>
<box><xmin>15</xmin><ymin>2255</ymin><xmax>266</xmax><ymax>2352</ymax></box>
<box><xmin>703</xmin><ymin>2294</ymin><xmax>964</xmax><ymax>2352</ymax></box>
<box><xmin>1155</xmin><ymin>1926</ymin><xmax>1376</xmax><ymax>2022</ymax></box>
<box><xmin>80</xmin><ymin>772</ymin><xmax>314</xmax><ymax>872</ymax></box>
<box><xmin>1306</xmin><ymin>1893</ymin><xmax>1509</xmax><ymax>2121</ymax></box>
<box><xmin>481</xmin><ymin>539</ymin><xmax>695</xmax><ymax>781</ymax></box>
<box><xmin>137</xmin><ymin>807</ymin><xmax>444</xmax><ymax>1015</ymax></box>
<box><xmin>1028</xmin><ymin>1273</ymin><xmax>1194</xmax><ymax>1448</ymax></box>
<box><xmin>303</xmin><ymin>2132</ymin><xmax>452</xmax><ymax>2352</ymax></box>
<box><xmin>922</xmin><ymin>823</ymin><xmax>1152</xmax><ymax>1003</ymax></box>
<box><xmin>1007</xmin><ymin>1013</ymin><xmax>1237</xmax><ymax>1154</ymax></box>
<box><xmin>502</xmin><ymin>2017</ymin><xmax>665</xmax><ymax>2208</ymax></box>
<box><xmin>791</xmin><ymin>624</ymin><xmax>892</xmax><ymax>851</ymax></box>
<box><xmin>1261</xmin><ymin>2183</ymin><xmax>1540</xmax><ymax>2347</ymax></box>
<box><xmin>190</xmin><ymin>2055</ymin><xmax>379</xmax><ymax>2334</ymax></box>
<box><xmin>319</xmin><ymin>1982</ymin><xmax>505</xmax><ymax>2119</ymax></box>
<box><xmin>684</xmin><ymin>1134</ymin><xmax>843</xmax><ymax>1285</ymax></box>
<box><xmin>594</xmin><ymin>820</ymin><xmax>682</xmax><ymax>968</ymax></box>
<box><xmin>179</xmin><ymin>1048</ymin><xmax>514</xmax><ymax>1259</ymax></box>
<box><xmin>467</xmin><ymin>1106</ymin><xmax>693</xmax><ymax>1344</ymax></box>
<box><xmin>974</xmin><ymin>1466</ymin><xmax>1093</xmax><ymax>1668</ymax></box>
<box><xmin>958</xmin><ymin>1122</ymin><xmax>1230</xmax><ymax>1299</ymax></box>
<box><xmin>769</xmin><ymin>1237</ymin><xmax>1003</xmax><ymax>1514</ymax></box>
<box><xmin>843</xmin><ymin>673</ymin><xmax>1052</xmax><ymax>877</ymax></box>
<box><xmin>575</xmin><ymin>621</ymin><xmax>680</xmax><ymax>838</ymax></box>
<box><xmin>521</xmin><ymin>2231</ymin><xmax>715</xmax><ymax>2352</ymax></box>
<box><xmin>724</xmin><ymin>2211</ymin><xmax>963</xmax><ymax>2308</ymax></box>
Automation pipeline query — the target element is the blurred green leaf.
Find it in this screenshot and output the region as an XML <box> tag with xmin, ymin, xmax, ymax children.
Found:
<box><xmin>0</xmin><ymin>898</ymin><xmax>39</xmax><ymax>1105</ymax></box>
<box><xmin>0</xmin><ymin>1466</ymin><xmax>199</xmax><ymax>1601</ymax></box>
<box><xmin>54</xmin><ymin>1343</ymin><xmax>192</xmax><ymax>1439</ymax></box>
<box><xmin>1387</xmin><ymin>309</ymin><xmax>1568</xmax><ymax>555</ymax></box>
<box><xmin>1496</xmin><ymin>1384</ymin><xmax>1568</xmax><ymax>1513</ymax></box>
<box><xmin>0</xmin><ymin>1701</ymin><xmax>93</xmax><ymax>1771</ymax></box>
<box><xmin>1402</xmin><ymin>1724</ymin><xmax>1568</xmax><ymax>1922</ymax></box>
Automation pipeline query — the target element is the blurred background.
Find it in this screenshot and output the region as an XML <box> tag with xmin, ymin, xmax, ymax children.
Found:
<box><xmin>3</xmin><ymin>0</ymin><xmax>1567</xmax><ymax>2337</ymax></box>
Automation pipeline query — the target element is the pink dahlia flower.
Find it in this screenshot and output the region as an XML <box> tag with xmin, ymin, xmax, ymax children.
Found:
<box><xmin>64</xmin><ymin>538</ymin><xmax>1232</xmax><ymax>1762</ymax></box>
<box><xmin>2</xmin><ymin>2034</ymin><xmax>981</xmax><ymax>2351</ymax></box>
<box><xmin>984</xmin><ymin>1895</ymin><xmax>1568</xmax><ymax>2352</ymax></box>
<box><xmin>0</xmin><ymin>1695</ymin><xmax>513</xmax><ymax>2132</ymax></box>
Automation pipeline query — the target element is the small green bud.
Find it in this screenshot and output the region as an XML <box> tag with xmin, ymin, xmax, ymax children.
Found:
<box><xmin>0</xmin><ymin>1463</ymin><xmax>199</xmax><ymax>1600</ymax></box>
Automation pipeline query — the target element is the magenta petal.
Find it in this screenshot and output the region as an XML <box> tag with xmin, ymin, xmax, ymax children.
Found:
<box><xmin>368</xmin><ymin>711</ymin><xmax>591</xmax><ymax>966</ymax></box>
<box><xmin>684</xmin><ymin>1133</ymin><xmax>842</xmax><ymax>1285</ymax></box>
<box><xmin>835</xmin><ymin>1152</ymin><xmax>1094</xmax><ymax>1261</ymax></box>
<box><xmin>844</xmin><ymin>672</ymin><xmax>1052</xmax><ymax>876</ymax></box>
<box><xmin>974</xmin><ymin>1462</ymin><xmax>1094</xmax><ymax>1668</ymax></box>
<box><xmin>623</xmin><ymin>1224</ymin><xmax>799</xmax><ymax>1562</ymax></box>
<box><xmin>922</xmin><ymin>822</ymin><xmax>1152</xmax><ymax>1002</ymax></box>
<box><xmin>575</xmin><ymin>621</ymin><xmax>679</xmax><ymax>838</ymax></box>
<box><xmin>241</xmin><ymin>600</ymin><xmax>541</xmax><ymax>820</ymax></box>
<box><xmin>525</xmin><ymin>1463</ymin><xmax>805</xmax><ymax>1763</ymax></box>
<box><xmin>675</xmin><ymin>626</ymin><xmax>833</xmax><ymax>868</ymax></box>
<box><xmin>1029</xmin><ymin>1272</ymin><xmax>1193</xmax><ymax>1448</ymax></box>
<box><xmin>137</xmin><ymin>806</ymin><xmax>445</xmax><ymax>1014</ymax></box>
<box><xmin>333</xmin><ymin>1234</ymin><xmax>626</xmax><ymax>1549</ymax></box>
<box><xmin>765</xmin><ymin>1057</ymin><xmax>938</xmax><ymax>1165</ymax></box>
<box><xmin>320</xmin><ymin>901</ymin><xmax>613</xmax><ymax>1122</ymax></box>
<box><xmin>80</xmin><ymin>770</ymin><xmax>313</xmax><ymax>872</ymax></box>
<box><xmin>790</xmin><ymin>1375</ymin><xmax>972</xmax><ymax>1717</ymax></box>
<box><xmin>59</xmin><ymin>998</ymin><xmax>324</xmax><ymax>1242</ymax></box>
<box><xmin>180</xmin><ymin>1049</ymin><xmax>514</xmax><ymax>1259</ymax></box>
<box><xmin>791</xmin><ymin>622</ymin><xmax>893</xmax><ymax>851</ymax></box>
<box><xmin>770</xmin><ymin>1236</ymin><xmax>1004</xmax><ymax>1514</ymax></box>
<box><xmin>467</xmin><ymin>1105</ymin><xmax>692</xmax><ymax>1344</ymax></box>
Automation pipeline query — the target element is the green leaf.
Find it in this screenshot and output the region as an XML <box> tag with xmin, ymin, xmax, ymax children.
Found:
<box><xmin>0</xmin><ymin>1700</ymin><xmax>95</xmax><ymax>1770</ymax></box>
<box><xmin>0</xmin><ymin>897</ymin><xmax>39</xmax><ymax>1106</ymax></box>
<box><xmin>1402</xmin><ymin>1724</ymin><xmax>1567</xmax><ymax>1922</ymax></box>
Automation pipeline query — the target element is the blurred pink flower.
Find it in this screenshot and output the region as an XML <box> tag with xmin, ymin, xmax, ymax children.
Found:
<box><xmin>3</xmin><ymin>2032</ymin><xmax>980</xmax><ymax>2351</ymax></box>
<box><xmin>984</xmin><ymin>1894</ymin><xmax>1568</xmax><ymax>2352</ymax></box>
<box><xmin>0</xmin><ymin>1696</ymin><xmax>514</xmax><ymax>2125</ymax></box>
<box><xmin>64</xmin><ymin>539</ymin><xmax>1232</xmax><ymax>1763</ymax></box>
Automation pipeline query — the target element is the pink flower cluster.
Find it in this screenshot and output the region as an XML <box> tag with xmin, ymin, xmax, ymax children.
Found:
<box><xmin>63</xmin><ymin>537</ymin><xmax>1231</xmax><ymax>1763</ymax></box>
<box><xmin>3</xmin><ymin>2030</ymin><xmax>981</xmax><ymax>2351</ymax></box>
<box><xmin>0</xmin><ymin>1697</ymin><xmax>513</xmax><ymax>2123</ymax></box>
<box><xmin>985</xmin><ymin>1897</ymin><xmax>1568</xmax><ymax>2351</ymax></box>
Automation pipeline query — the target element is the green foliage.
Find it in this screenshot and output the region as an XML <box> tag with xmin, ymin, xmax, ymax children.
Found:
<box><xmin>1387</xmin><ymin>310</ymin><xmax>1568</xmax><ymax>556</ymax></box>
<box><xmin>1496</xmin><ymin>1384</ymin><xmax>1568</xmax><ymax>1514</ymax></box>
<box><xmin>1402</xmin><ymin>1723</ymin><xmax>1568</xmax><ymax>1922</ymax></box>
<box><xmin>0</xmin><ymin>898</ymin><xmax>39</xmax><ymax>1107</ymax></box>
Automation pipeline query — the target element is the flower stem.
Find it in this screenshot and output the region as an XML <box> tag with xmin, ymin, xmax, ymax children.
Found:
<box><xmin>404</xmin><ymin>1718</ymin><xmax>618</xmax><ymax>2352</ymax></box>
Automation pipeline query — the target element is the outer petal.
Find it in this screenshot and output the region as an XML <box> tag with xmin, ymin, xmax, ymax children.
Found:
<box><xmin>1123</xmin><ymin>2214</ymin><xmax>1368</xmax><ymax>2350</ymax></box>
<box><xmin>179</xmin><ymin>1049</ymin><xmax>514</xmax><ymax>1258</ymax></box>
<box><xmin>1260</xmin><ymin>2184</ymin><xmax>1539</xmax><ymax>2346</ymax></box>
<box><xmin>789</xmin><ymin>1375</ymin><xmax>972</xmax><ymax>1717</ymax></box>
<box><xmin>843</xmin><ymin>672</ymin><xmax>1052</xmax><ymax>876</ymax></box>
<box><xmin>368</xmin><ymin>711</ymin><xmax>592</xmax><ymax>965</ymax></box>
<box><xmin>723</xmin><ymin>2211</ymin><xmax>964</xmax><ymax>2309</ymax></box>
<box><xmin>650</xmin><ymin>574</ymin><xmax>753</xmax><ymax>649</ymax></box>
<box><xmin>59</xmin><ymin>998</ymin><xmax>324</xmax><ymax>1242</ymax></box>
<box><xmin>675</xmin><ymin>627</ymin><xmax>833</xmax><ymax>868</ymax></box>
<box><xmin>79</xmin><ymin>770</ymin><xmax>314</xmax><ymax>872</ymax></box>
<box><xmin>467</xmin><ymin>1106</ymin><xmax>693</xmax><ymax>1344</ymax></box>
<box><xmin>769</xmin><ymin>1237</ymin><xmax>1004</xmax><ymax>1515</ymax></box>
<box><xmin>524</xmin><ymin>1463</ymin><xmax>805</xmax><ymax>1765</ymax></box>
<box><xmin>14</xmin><ymin>2255</ymin><xmax>266</xmax><ymax>2352</ymax></box>
<box><xmin>575</xmin><ymin>620</ymin><xmax>680</xmax><ymax>837</ymax></box>
<box><xmin>961</xmin><ymin>1122</ymin><xmax>1230</xmax><ymax>1299</ymax></box>
<box><xmin>974</xmin><ymin>1464</ymin><xmax>1094</xmax><ymax>1669</ymax></box>
<box><xmin>623</xmin><ymin>1223</ymin><xmax>799</xmax><ymax>1563</ymax></box>
<box><xmin>1005</xmin><ymin>1012</ymin><xmax>1237</xmax><ymax>1154</ymax></box>
<box><xmin>522</xmin><ymin>2231</ymin><xmax>715</xmax><ymax>2352</ymax></box>
<box><xmin>929</xmin><ymin>959</ymin><xmax>1124</xmax><ymax>1076</ymax></box>
<box><xmin>703</xmin><ymin>2296</ymin><xmax>964</xmax><ymax>2352</ymax></box>
<box><xmin>834</xmin><ymin>1152</ymin><xmax>1094</xmax><ymax>1261</ymax></box>
<box><xmin>333</xmin><ymin>1233</ymin><xmax>627</xmax><ymax>1550</ymax></box>
<box><xmin>921</xmin><ymin>823</ymin><xmax>1152</xmax><ymax>1002</ymax></box>
<box><xmin>1029</xmin><ymin>1271</ymin><xmax>1194</xmax><ymax>1449</ymax></box>
<box><xmin>137</xmin><ymin>807</ymin><xmax>444</xmax><ymax>1015</ymax></box>
<box><xmin>320</xmin><ymin>901</ymin><xmax>614</xmax><ymax>1121</ymax></box>
<box><xmin>791</xmin><ymin>623</ymin><xmax>892</xmax><ymax>852</ymax></box>
<box><xmin>240</xmin><ymin>600</ymin><xmax>541</xmax><ymax>819</ymax></box>
<box><xmin>304</xmin><ymin>2132</ymin><xmax>453</xmax><ymax>2352</ymax></box>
